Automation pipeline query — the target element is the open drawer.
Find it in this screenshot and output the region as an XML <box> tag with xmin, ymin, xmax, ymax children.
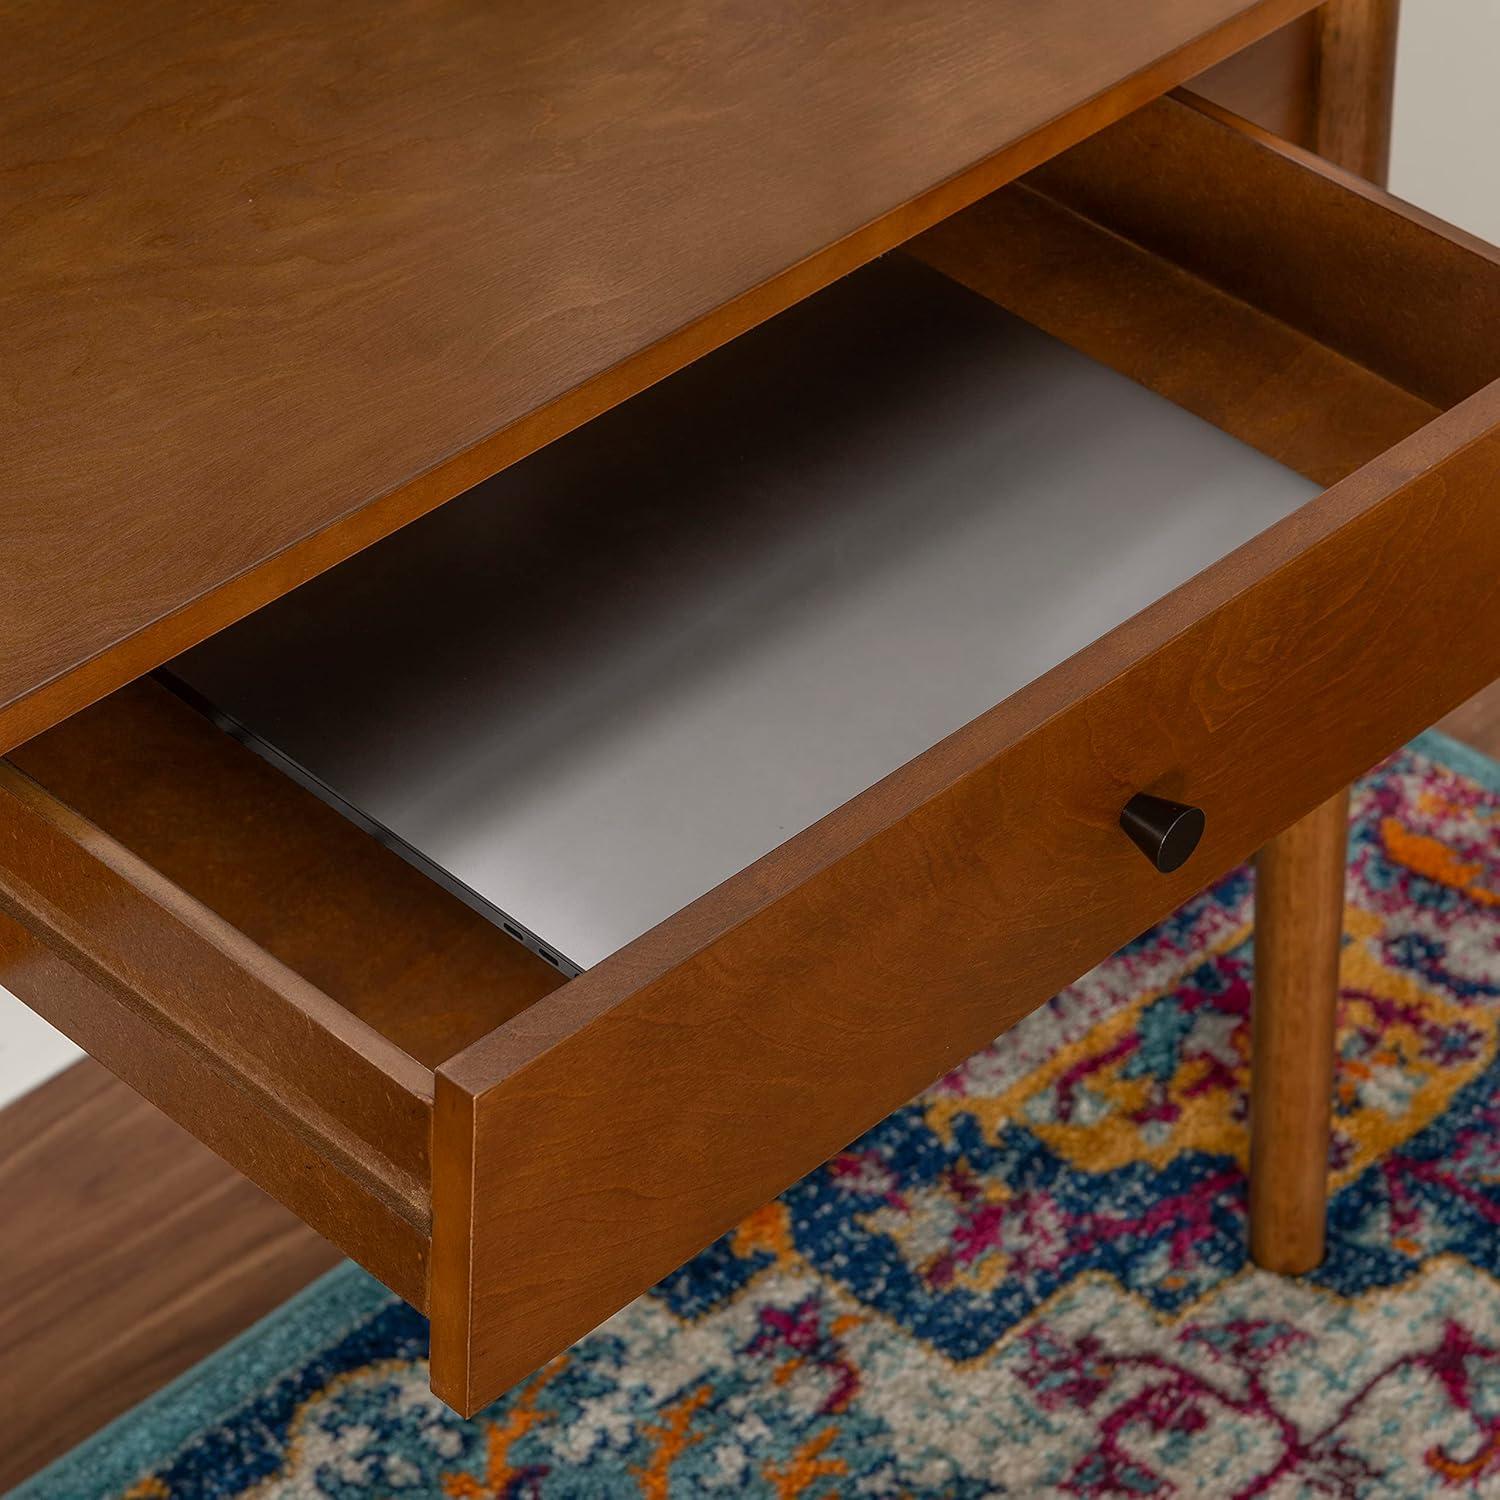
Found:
<box><xmin>3</xmin><ymin>91</ymin><xmax>1500</xmax><ymax>1417</ymax></box>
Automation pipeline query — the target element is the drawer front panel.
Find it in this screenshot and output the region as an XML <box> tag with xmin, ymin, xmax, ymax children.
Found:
<box><xmin>432</xmin><ymin>391</ymin><xmax>1500</xmax><ymax>1412</ymax></box>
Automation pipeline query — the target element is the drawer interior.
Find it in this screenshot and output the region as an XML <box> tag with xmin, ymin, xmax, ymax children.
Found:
<box><xmin>4</xmin><ymin>89</ymin><xmax>1499</xmax><ymax>1407</ymax></box>
<box><xmin>162</xmin><ymin>251</ymin><xmax>1318</xmax><ymax>977</ymax></box>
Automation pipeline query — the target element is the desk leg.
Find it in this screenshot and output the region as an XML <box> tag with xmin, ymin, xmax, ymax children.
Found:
<box><xmin>1248</xmin><ymin>787</ymin><xmax>1350</xmax><ymax>1272</ymax></box>
<box><xmin>1312</xmin><ymin>0</ymin><xmax>1400</xmax><ymax>185</ymax></box>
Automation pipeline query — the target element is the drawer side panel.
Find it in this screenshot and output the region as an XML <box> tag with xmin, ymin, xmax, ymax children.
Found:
<box><xmin>0</xmin><ymin>913</ymin><xmax>430</xmax><ymax>1307</ymax></box>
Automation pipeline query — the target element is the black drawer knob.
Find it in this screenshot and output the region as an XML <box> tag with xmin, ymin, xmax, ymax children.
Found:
<box><xmin>1120</xmin><ymin>793</ymin><xmax>1205</xmax><ymax>874</ymax></box>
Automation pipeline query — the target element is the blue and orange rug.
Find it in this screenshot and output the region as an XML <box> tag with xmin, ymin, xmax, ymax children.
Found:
<box><xmin>19</xmin><ymin>731</ymin><xmax>1500</xmax><ymax>1498</ymax></box>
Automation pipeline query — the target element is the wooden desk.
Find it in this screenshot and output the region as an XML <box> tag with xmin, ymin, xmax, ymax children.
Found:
<box><xmin>0</xmin><ymin>0</ymin><xmax>1318</xmax><ymax>754</ymax></box>
<box><xmin>6</xmin><ymin>0</ymin><xmax>1497</xmax><ymax>1420</ymax></box>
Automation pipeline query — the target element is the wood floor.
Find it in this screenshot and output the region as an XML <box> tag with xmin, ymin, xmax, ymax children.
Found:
<box><xmin>1</xmin><ymin>681</ymin><xmax>1496</xmax><ymax>1488</ymax></box>
<box><xmin>0</xmin><ymin>1065</ymin><xmax>339</xmax><ymax>1487</ymax></box>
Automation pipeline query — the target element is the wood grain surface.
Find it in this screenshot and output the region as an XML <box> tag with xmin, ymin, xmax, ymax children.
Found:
<box><xmin>0</xmin><ymin>0</ymin><xmax>1320</xmax><ymax>754</ymax></box>
<box><xmin>427</xmin><ymin>95</ymin><xmax>1500</xmax><ymax>1410</ymax></box>
<box><xmin>0</xmin><ymin>1059</ymin><xmax>340</xmax><ymax>1489</ymax></box>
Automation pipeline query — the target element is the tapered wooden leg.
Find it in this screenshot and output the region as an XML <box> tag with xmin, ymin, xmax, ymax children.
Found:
<box><xmin>1249</xmin><ymin>787</ymin><xmax>1350</xmax><ymax>1273</ymax></box>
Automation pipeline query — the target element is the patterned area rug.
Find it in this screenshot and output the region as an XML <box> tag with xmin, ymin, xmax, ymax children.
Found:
<box><xmin>20</xmin><ymin>731</ymin><xmax>1500</xmax><ymax>1499</ymax></box>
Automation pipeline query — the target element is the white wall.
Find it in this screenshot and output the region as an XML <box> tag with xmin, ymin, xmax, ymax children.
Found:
<box><xmin>0</xmin><ymin>999</ymin><xmax>81</xmax><ymax>1107</ymax></box>
<box><xmin>1389</xmin><ymin>3</ymin><xmax>1500</xmax><ymax>241</ymax></box>
<box><xmin>0</xmin><ymin>8</ymin><xmax>1495</xmax><ymax>1112</ymax></box>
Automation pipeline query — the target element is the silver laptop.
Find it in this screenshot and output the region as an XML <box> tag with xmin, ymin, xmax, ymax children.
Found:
<box><xmin>165</xmin><ymin>255</ymin><xmax>1317</xmax><ymax>976</ymax></box>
